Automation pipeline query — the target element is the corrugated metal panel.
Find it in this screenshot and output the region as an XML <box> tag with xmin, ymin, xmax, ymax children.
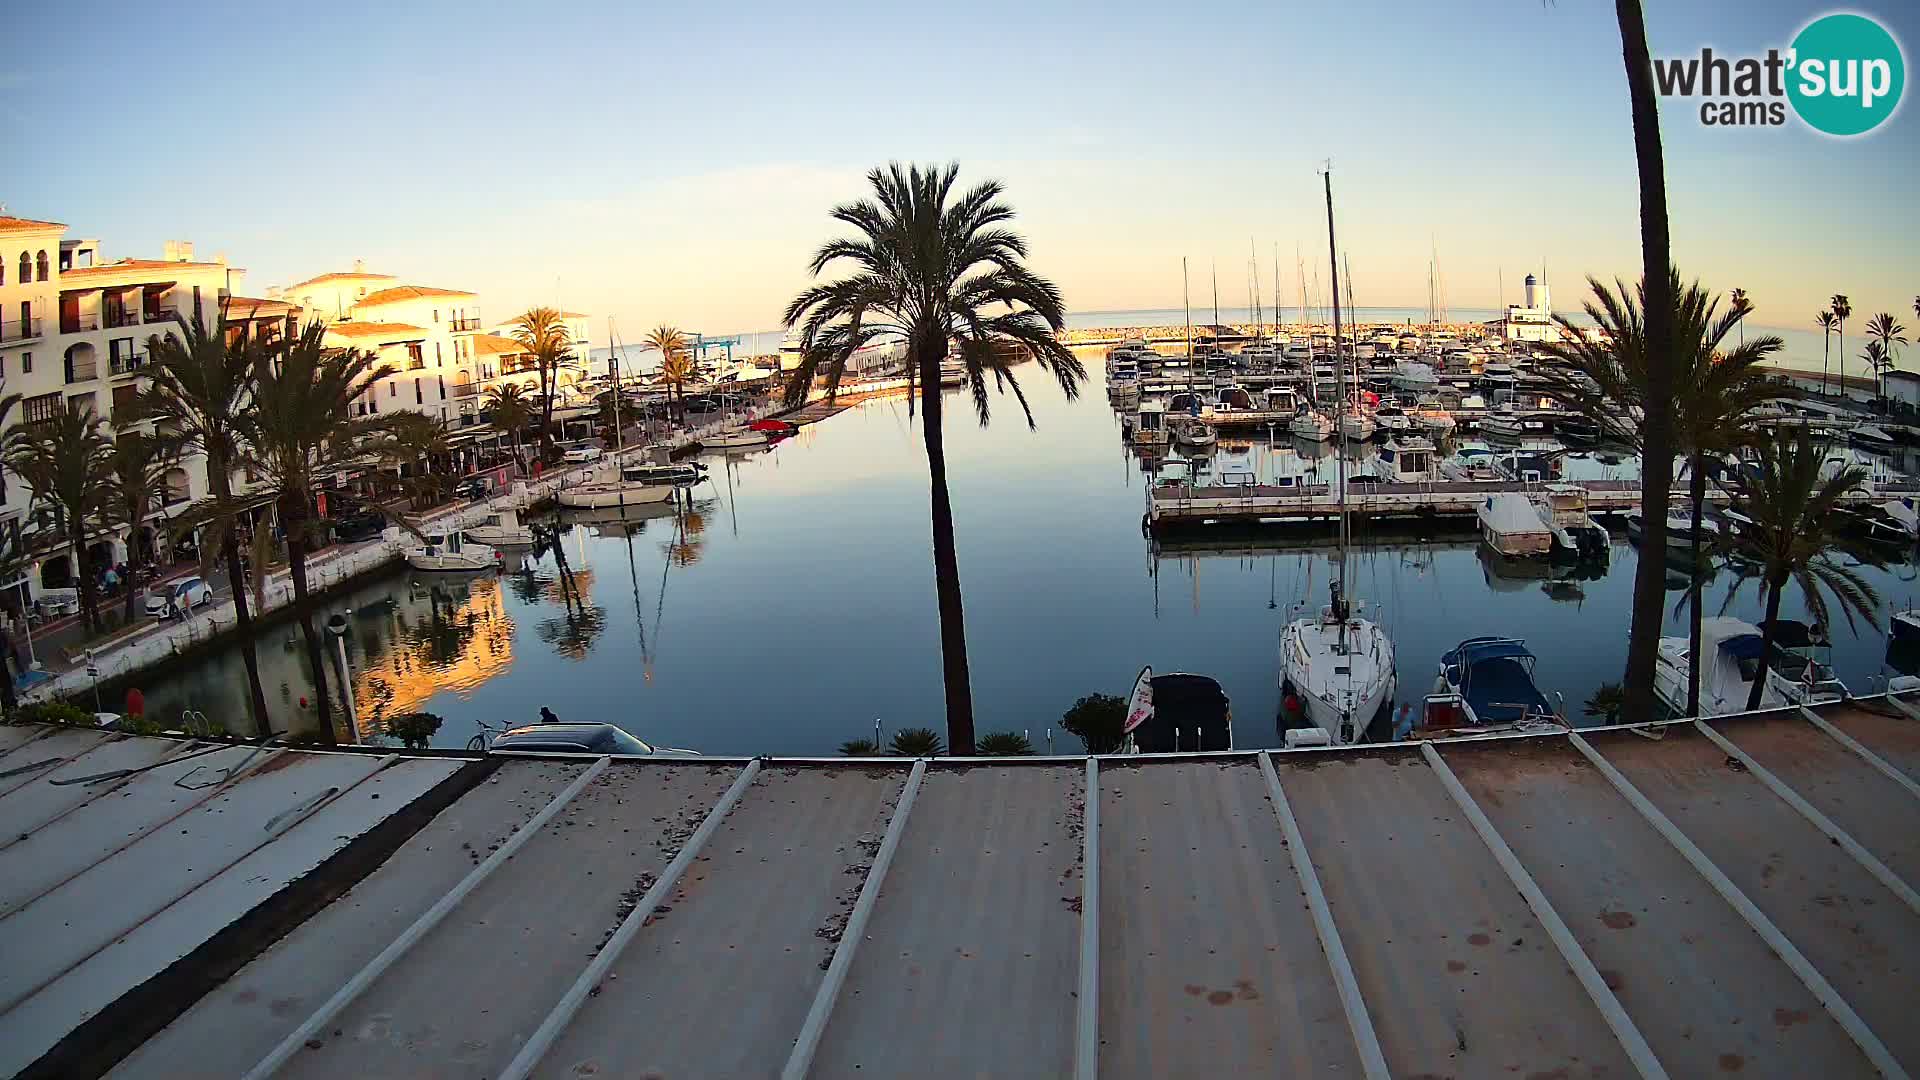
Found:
<box><xmin>1594</xmin><ymin>726</ymin><xmax>1920</xmax><ymax>1074</ymax></box>
<box><xmin>0</xmin><ymin>743</ymin><xmax>280</xmax><ymax>915</ymax></box>
<box><xmin>1443</xmin><ymin>737</ymin><xmax>1874</xmax><ymax>1078</ymax></box>
<box><xmin>0</xmin><ymin>724</ymin><xmax>48</xmax><ymax>757</ymax></box>
<box><xmin>1097</xmin><ymin>758</ymin><xmax>1361</xmax><ymax>1078</ymax></box>
<box><xmin>810</xmin><ymin>765</ymin><xmax>1082</xmax><ymax>1078</ymax></box>
<box><xmin>534</xmin><ymin>764</ymin><xmax>908</xmax><ymax>1079</ymax></box>
<box><xmin>0</xmin><ymin>751</ymin><xmax>386</xmax><ymax>1015</ymax></box>
<box><xmin>0</xmin><ymin>757</ymin><xmax>464</xmax><ymax>1079</ymax></box>
<box><xmin>0</xmin><ymin>735</ymin><xmax>184</xmax><ymax>840</ymax></box>
<box><xmin>277</xmin><ymin>761</ymin><xmax>738</xmax><ymax>1079</ymax></box>
<box><xmin>111</xmin><ymin>760</ymin><xmax>587</xmax><ymax>1080</ymax></box>
<box><xmin>1279</xmin><ymin>748</ymin><xmax>1636</xmax><ymax>1078</ymax></box>
<box><xmin>0</xmin><ymin>728</ymin><xmax>116</xmax><ymax>798</ymax></box>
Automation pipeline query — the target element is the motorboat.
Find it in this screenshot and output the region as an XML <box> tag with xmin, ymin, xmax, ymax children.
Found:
<box><xmin>1423</xmin><ymin>637</ymin><xmax>1563</xmax><ymax>732</ymax></box>
<box><xmin>1625</xmin><ymin>499</ymin><xmax>1719</xmax><ymax>549</ymax></box>
<box><xmin>1289</xmin><ymin>408</ymin><xmax>1334</xmax><ymax>442</ymax></box>
<box><xmin>1850</xmin><ymin>424</ymin><xmax>1896</xmax><ymax>450</ymax></box>
<box><xmin>557</xmin><ymin>464</ymin><xmax>679</xmax><ymax>509</ymax></box>
<box><xmin>625</xmin><ymin>460</ymin><xmax>709</xmax><ymax>486</ymax></box>
<box><xmin>1654</xmin><ymin>617</ymin><xmax>1847</xmax><ymax>716</ymax></box>
<box><xmin>1835</xmin><ymin>499</ymin><xmax>1918</xmax><ymax>547</ymax></box>
<box><xmin>1120</xmin><ymin>666</ymin><xmax>1234</xmax><ymax>753</ymax></box>
<box><xmin>1339</xmin><ymin>410</ymin><xmax>1377</xmax><ymax>442</ymax></box>
<box><xmin>1535</xmin><ymin>484</ymin><xmax>1610</xmax><ymax>560</ymax></box>
<box><xmin>701</xmin><ymin>429</ymin><xmax>769</xmax><ymax>449</ymax></box>
<box><xmin>462</xmin><ymin>506</ymin><xmax>535</xmax><ymax>548</ymax></box>
<box><xmin>1372</xmin><ymin>405</ymin><xmax>1412</xmax><ymax>433</ymax></box>
<box><xmin>1390</xmin><ymin>360</ymin><xmax>1439</xmax><ymax>391</ymax></box>
<box><xmin>1440</xmin><ymin>443</ymin><xmax>1503</xmax><ymax>482</ymax></box>
<box><xmin>1172</xmin><ymin>415</ymin><xmax>1217</xmax><ymax>450</ymax></box>
<box><xmin>1375</xmin><ymin>435</ymin><xmax>1438</xmax><ymax>483</ymax></box>
<box><xmin>407</xmin><ymin>532</ymin><xmax>496</xmax><ymax>573</ymax></box>
<box><xmin>1477</xmin><ymin>493</ymin><xmax>1553</xmax><ymax>557</ymax></box>
<box><xmin>1413</xmin><ymin>406</ymin><xmax>1456</xmax><ymax>435</ymax></box>
<box><xmin>1479</xmin><ymin>403</ymin><xmax>1526</xmax><ymax>440</ymax></box>
<box><xmin>1556</xmin><ymin>415</ymin><xmax>1602</xmax><ymax>447</ymax></box>
<box><xmin>1133</xmin><ymin>399</ymin><xmax>1170</xmax><ymax>447</ymax></box>
<box><xmin>1278</xmin><ymin>588</ymin><xmax>1397</xmax><ymax>746</ymax></box>
<box><xmin>939</xmin><ymin>360</ymin><xmax>968</xmax><ymax>387</ymax></box>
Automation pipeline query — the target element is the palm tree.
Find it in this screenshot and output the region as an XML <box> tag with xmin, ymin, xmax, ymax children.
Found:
<box><xmin>509</xmin><ymin>307</ymin><xmax>575</xmax><ymax>461</ymax></box>
<box><xmin>644</xmin><ymin>326</ymin><xmax>692</xmax><ymax>420</ymax></box>
<box><xmin>1606</xmin><ymin>0</ymin><xmax>1680</xmax><ymax>724</ymax></box>
<box><xmin>1830</xmin><ymin>294</ymin><xmax>1852</xmax><ymax>398</ymax></box>
<box><xmin>782</xmin><ymin>162</ymin><xmax>1086</xmax><ymax>754</ymax></box>
<box><xmin>1539</xmin><ymin>270</ymin><xmax>1789</xmax><ymax>716</ymax></box>
<box><xmin>104</xmin><ymin>426</ymin><xmax>184</xmax><ymax>624</ymax></box>
<box><xmin>239</xmin><ymin>322</ymin><xmax>393</xmax><ymax>744</ymax></box>
<box><xmin>1729</xmin><ymin>287</ymin><xmax>1751</xmax><ymax>346</ymax></box>
<box><xmin>372</xmin><ymin>411</ymin><xmax>455</xmax><ymax>508</ymax></box>
<box><xmin>1817</xmin><ymin>310</ymin><xmax>1838</xmax><ymax>395</ymax></box>
<box><xmin>1721</xmin><ymin>431</ymin><xmax>1879</xmax><ymax>710</ymax></box>
<box><xmin>483</xmin><ymin>382</ymin><xmax>534</xmax><ymax>475</ymax></box>
<box><xmin>5</xmin><ymin>407</ymin><xmax>116</xmax><ymax>634</ymax></box>
<box><xmin>142</xmin><ymin>315</ymin><xmax>271</xmax><ymax>735</ymax></box>
<box><xmin>1865</xmin><ymin>312</ymin><xmax>1908</xmax><ymax>401</ymax></box>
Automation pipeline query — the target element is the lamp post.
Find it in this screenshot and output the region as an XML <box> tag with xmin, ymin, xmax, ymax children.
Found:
<box><xmin>326</xmin><ymin>612</ymin><xmax>357</xmax><ymax>743</ymax></box>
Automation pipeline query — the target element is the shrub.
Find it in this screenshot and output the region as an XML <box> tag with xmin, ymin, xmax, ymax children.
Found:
<box><xmin>1062</xmin><ymin>693</ymin><xmax>1127</xmax><ymax>755</ymax></box>
<box><xmin>888</xmin><ymin>726</ymin><xmax>944</xmax><ymax>757</ymax></box>
<box><xmin>838</xmin><ymin>738</ymin><xmax>881</xmax><ymax>757</ymax></box>
<box><xmin>976</xmin><ymin>731</ymin><xmax>1034</xmax><ymax>756</ymax></box>
<box><xmin>10</xmin><ymin>701</ymin><xmax>96</xmax><ymax>727</ymax></box>
<box><xmin>386</xmin><ymin>711</ymin><xmax>446</xmax><ymax>750</ymax></box>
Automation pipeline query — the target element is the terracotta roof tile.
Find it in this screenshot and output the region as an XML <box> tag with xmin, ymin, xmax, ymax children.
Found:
<box><xmin>0</xmin><ymin>216</ymin><xmax>64</xmax><ymax>234</ymax></box>
<box><xmin>285</xmin><ymin>271</ymin><xmax>396</xmax><ymax>291</ymax></box>
<box><xmin>324</xmin><ymin>321</ymin><xmax>427</xmax><ymax>342</ymax></box>
<box><xmin>354</xmin><ymin>285</ymin><xmax>477</xmax><ymax>307</ymax></box>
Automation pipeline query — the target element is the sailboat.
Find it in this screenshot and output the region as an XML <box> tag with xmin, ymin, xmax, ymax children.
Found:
<box><xmin>1289</xmin><ymin>253</ymin><xmax>1336</xmax><ymax>441</ymax></box>
<box><xmin>1278</xmin><ymin>166</ymin><xmax>1397</xmax><ymax>747</ymax></box>
<box><xmin>559</xmin><ymin>320</ymin><xmax>675</xmax><ymax>509</ymax></box>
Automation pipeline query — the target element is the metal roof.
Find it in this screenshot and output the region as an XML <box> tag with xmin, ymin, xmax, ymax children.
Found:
<box><xmin>2</xmin><ymin>694</ymin><xmax>1917</xmax><ymax>1078</ymax></box>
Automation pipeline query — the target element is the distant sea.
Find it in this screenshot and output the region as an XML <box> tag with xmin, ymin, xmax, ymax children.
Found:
<box><xmin>591</xmin><ymin>306</ymin><xmax>1865</xmax><ymax>381</ymax></box>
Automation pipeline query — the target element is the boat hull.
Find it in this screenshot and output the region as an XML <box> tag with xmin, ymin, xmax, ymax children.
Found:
<box><xmin>557</xmin><ymin>483</ymin><xmax>676</xmax><ymax>509</ymax></box>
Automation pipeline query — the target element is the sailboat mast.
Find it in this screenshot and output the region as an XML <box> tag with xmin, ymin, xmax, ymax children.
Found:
<box><xmin>608</xmin><ymin>317</ymin><xmax>625</xmax><ymax>455</ymax></box>
<box><xmin>1323</xmin><ymin>165</ymin><xmax>1348</xmax><ymax>628</ymax></box>
<box><xmin>1183</xmin><ymin>257</ymin><xmax>1192</xmax><ymax>392</ymax></box>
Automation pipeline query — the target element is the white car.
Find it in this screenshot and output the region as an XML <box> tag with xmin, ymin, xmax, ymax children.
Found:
<box><xmin>146</xmin><ymin>576</ymin><xmax>215</xmax><ymax>617</ymax></box>
<box><xmin>563</xmin><ymin>445</ymin><xmax>604</xmax><ymax>464</ymax></box>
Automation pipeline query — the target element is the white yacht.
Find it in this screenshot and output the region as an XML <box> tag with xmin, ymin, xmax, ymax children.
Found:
<box><xmin>1172</xmin><ymin>415</ymin><xmax>1216</xmax><ymax>450</ymax></box>
<box><xmin>462</xmin><ymin>506</ymin><xmax>535</xmax><ymax>548</ymax></box>
<box><xmin>1479</xmin><ymin>403</ymin><xmax>1526</xmax><ymax>440</ymax></box>
<box><xmin>406</xmin><ymin>532</ymin><xmax>496</xmax><ymax>573</ymax></box>
<box><xmin>1133</xmin><ymin>399</ymin><xmax>1169</xmax><ymax>447</ymax></box>
<box><xmin>1289</xmin><ymin>408</ymin><xmax>1334</xmax><ymax>442</ymax></box>
<box><xmin>1477</xmin><ymin>493</ymin><xmax>1553</xmax><ymax>557</ymax></box>
<box><xmin>557</xmin><ymin>463</ymin><xmax>679</xmax><ymax>509</ymax></box>
<box><xmin>1654</xmin><ymin>617</ymin><xmax>1848</xmax><ymax>717</ymax></box>
<box><xmin>1390</xmin><ymin>360</ymin><xmax>1439</xmax><ymax>391</ymax></box>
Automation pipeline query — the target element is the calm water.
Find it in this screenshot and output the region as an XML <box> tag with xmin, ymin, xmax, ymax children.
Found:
<box><xmin>135</xmin><ymin>352</ymin><xmax>1920</xmax><ymax>754</ymax></box>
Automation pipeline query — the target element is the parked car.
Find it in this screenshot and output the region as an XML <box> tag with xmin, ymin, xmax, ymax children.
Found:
<box><xmin>453</xmin><ymin>477</ymin><xmax>491</xmax><ymax>501</ymax></box>
<box><xmin>485</xmin><ymin>722</ymin><xmax>697</xmax><ymax>756</ymax></box>
<box><xmin>333</xmin><ymin>509</ymin><xmax>386</xmax><ymax>543</ymax></box>
<box><xmin>563</xmin><ymin>444</ymin><xmax>605</xmax><ymax>464</ymax></box>
<box><xmin>145</xmin><ymin>576</ymin><xmax>215</xmax><ymax>617</ymax></box>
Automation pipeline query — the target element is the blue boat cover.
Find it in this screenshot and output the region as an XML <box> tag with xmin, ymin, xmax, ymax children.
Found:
<box><xmin>1441</xmin><ymin>637</ymin><xmax>1550</xmax><ymax>724</ymax></box>
<box><xmin>1717</xmin><ymin>633</ymin><xmax>1766</xmax><ymax>661</ymax></box>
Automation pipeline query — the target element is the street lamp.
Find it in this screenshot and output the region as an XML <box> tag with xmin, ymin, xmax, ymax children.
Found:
<box><xmin>326</xmin><ymin>612</ymin><xmax>358</xmax><ymax>743</ymax></box>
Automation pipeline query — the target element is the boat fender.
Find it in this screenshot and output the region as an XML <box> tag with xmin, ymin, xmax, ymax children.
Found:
<box><xmin>1140</xmin><ymin>513</ymin><xmax>1150</xmax><ymax>537</ymax></box>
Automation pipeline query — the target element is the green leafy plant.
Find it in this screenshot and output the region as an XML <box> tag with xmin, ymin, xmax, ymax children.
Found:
<box><xmin>1583</xmin><ymin>682</ymin><xmax>1625</xmax><ymax>725</ymax></box>
<box><xmin>888</xmin><ymin>726</ymin><xmax>945</xmax><ymax>757</ymax></box>
<box><xmin>10</xmin><ymin>700</ymin><xmax>95</xmax><ymax>727</ymax></box>
<box><xmin>976</xmin><ymin>731</ymin><xmax>1034</xmax><ymax>756</ymax></box>
<box><xmin>1062</xmin><ymin>693</ymin><xmax>1126</xmax><ymax>755</ymax></box>
<box><xmin>385</xmin><ymin>711</ymin><xmax>445</xmax><ymax>750</ymax></box>
<box><xmin>838</xmin><ymin>737</ymin><xmax>880</xmax><ymax>757</ymax></box>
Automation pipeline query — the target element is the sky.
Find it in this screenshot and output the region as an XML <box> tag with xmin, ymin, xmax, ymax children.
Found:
<box><xmin>4</xmin><ymin>0</ymin><xmax>1916</xmax><ymax>345</ymax></box>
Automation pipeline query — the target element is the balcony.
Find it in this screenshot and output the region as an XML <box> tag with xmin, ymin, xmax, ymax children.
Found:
<box><xmin>65</xmin><ymin>360</ymin><xmax>98</xmax><ymax>384</ymax></box>
<box><xmin>60</xmin><ymin>313</ymin><xmax>101</xmax><ymax>333</ymax></box>
<box><xmin>144</xmin><ymin>308</ymin><xmax>178</xmax><ymax>326</ymax></box>
<box><xmin>450</xmin><ymin>382</ymin><xmax>479</xmax><ymax>398</ymax></box>
<box><xmin>0</xmin><ymin>317</ymin><xmax>43</xmax><ymax>343</ymax></box>
<box><xmin>105</xmin><ymin>309</ymin><xmax>142</xmax><ymax>329</ymax></box>
<box><xmin>449</xmin><ymin>316</ymin><xmax>482</xmax><ymax>332</ymax></box>
<box><xmin>110</xmin><ymin>352</ymin><xmax>148</xmax><ymax>377</ymax></box>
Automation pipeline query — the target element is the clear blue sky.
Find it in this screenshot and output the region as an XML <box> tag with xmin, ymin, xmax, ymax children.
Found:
<box><xmin>4</xmin><ymin>0</ymin><xmax>1914</xmax><ymax>340</ymax></box>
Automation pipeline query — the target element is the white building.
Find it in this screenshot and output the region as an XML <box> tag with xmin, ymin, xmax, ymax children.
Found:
<box><xmin>1500</xmin><ymin>273</ymin><xmax>1561</xmax><ymax>343</ymax></box>
<box><xmin>322</xmin><ymin>322</ymin><xmax>453</xmax><ymax>423</ymax></box>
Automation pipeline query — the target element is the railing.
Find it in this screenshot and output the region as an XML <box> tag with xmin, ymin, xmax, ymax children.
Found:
<box><xmin>106</xmin><ymin>309</ymin><xmax>141</xmax><ymax>328</ymax></box>
<box><xmin>449</xmin><ymin>316</ymin><xmax>482</xmax><ymax>332</ymax></box>
<box><xmin>61</xmin><ymin>314</ymin><xmax>101</xmax><ymax>333</ymax></box>
<box><xmin>450</xmin><ymin>383</ymin><xmax>479</xmax><ymax>398</ymax></box>
<box><xmin>0</xmin><ymin>317</ymin><xmax>42</xmax><ymax>342</ymax></box>
<box><xmin>144</xmin><ymin>308</ymin><xmax>178</xmax><ymax>325</ymax></box>
<box><xmin>110</xmin><ymin>352</ymin><xmax>147</xmax><ymax>376</ymax></box>
<box><xmin>66</xmin><ymin>361</ymin><xmax>98</xmax><ymax>383</ymax></box>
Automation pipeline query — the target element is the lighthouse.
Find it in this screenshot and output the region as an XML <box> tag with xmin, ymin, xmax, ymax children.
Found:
<box><xmin>1523</xmin><ymin>272</ymin><xmax>1549</xmax><ymax>312</ymax></box>
<box><xmin>1502</xmin><ymin>271</ymin><xmax>1558</xmax><ymax>342</ymax></box>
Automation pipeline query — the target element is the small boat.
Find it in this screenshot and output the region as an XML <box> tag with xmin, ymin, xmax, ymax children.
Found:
<box><xmin>625</xmin><ymin>461</ymin><xmax>709</xmax><ymax>486</ymax></box>
<box><xmin>1289</xmin><ymin>408</ymin><xmax>1334</xmax><ymax>442</ymax></box>
<box><xmin>557</xmin><ymin>467</ymin><xmax>678</xmax><ymax>509</ymax></box>
<box><xmin>1477</xmin><ymin>493</ymin><xmax>1553</xmax><ymax>557</ymax></box>
<box><xmin>1835</xmin><ymin>500</ymin><xmax>1917</xmax><ymax>547</ymax></box>
<box><xmin>1414</xmin><ymin>407</ymin><xmax>1457</xmax><ymax>435</ymax></box>
<box><xmin>1625</xmin><ymin>499</ymin><xmax>1719</xmax><ymax>549</ymax></box>
<box><xmin>1556</xmin><ymin>415</ymin><xmax>1602</xmax><ymax>447</ymax></box>
<box><xmin>407</xmin><ymin>532</ymin><xmax>496</xmax><ymax>573</ymax></box>
<box><xmin>1536</xmin><ymin>484</ymin><xmax>1610</xmax><ymax>560</ymax></box>
<box><xmin>462</xmin><ymin>506</ymin><xmax>535</xmax><ymax>548</ymax></box>
<box><xmin>1372</xmin><ymin>405</ymin><xmax>1412</xmax><ymax>433</ymax></box>
<box><xmin>1173</xmin><ymin>416</ymin><xmax>1217</xmax><ymax>449</ymax></box>
<box><xmin>1479</xmin><ymin>403</ymin><xmax>1526</xmax><ymax>440</ymax></box>
<box><xmin>1121</xmin><ymin>666</ymin><xmax>1234</xmax><ymax>754</ymax></box>
<box><xmin>1654</xmin><ymin>617</ymin><xmax>1847</xmax><ymax>716</ymax></box>
<box><xmin>939</xmin><ymin>360</ymin><xmax>968</xmax><ymax>387</ymax></box>
<box><xmin>1423</xmin><ymin>637</ymin><xmax>1562</xmax><ymax>732</ymax></box>
<box><xmin>1133</xmin><ymin>399</ymin><xmax>1170</xmax><ymax>447</ymax></box>
<box><xmin>1278</xmin><ymin>590</ymin><xmax>1397</xmax><ymax>747</ymax></box>
<box><xmin>701</xmin><ymin>429</ymin><xmax>769</xmax><ymax>449</ymax></box>
<box><xmin>1440</xmin><ymin>444</ymin><xmax>1503</xmax><ymax>482</ymax></box>
<box><xmin>1339</xmin><ymin>410</ymin><xmax>1377</xmax><ymax>441</ymax></box>
<box><xmin>1390</xmin><ymin>360</ymin><xmax>1439</xmax><ymax>390</ymax></box>
<box><xmin>1850</xmin><ymin>424</ymin><xmax>1896</xmax><ymax>450</ymax></box>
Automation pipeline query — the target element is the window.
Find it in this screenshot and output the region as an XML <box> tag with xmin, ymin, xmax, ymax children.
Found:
<box><xmin>192</xmin><ymin>286</ymin><xmax>202</xmax><ymax>322</ymax></box>
<box><xmin>21</xmin><ymin>351</ymin><xmax>30</xmax><ymax>374</ymax></box>
<box><xmin>434</xmin><ymin>342</ymin><xmax>441</xmax><ymax>367</ymax></box>
<box><xmin>22</xmin><ymin>392</ymin><xmax>58</xmax><ymax>425</ymax></box>
<box><xmin>35</xmin><ymin>250</ymin><xmax>48</xmax><ymax>282</ymax></box>
<box><xmin>388</xmin><ymin>383</ymin><xmax>396</xmax><ymax>397</ymax></box>
<box><xmin>432</xmin><ymin>309</ymin><xmax>439</xmax><ymax>323</ymax></box>
<box><xmin>1</xmin><ymin>255</ymin><xmax>5</xmax><ymax>285</ymax></box>
<box><xmin>407</xmin><ymin>342</ymin><xmax>423</xmax><ymax>367</ymax></box>
<box><xmin>437</xmin><ymin>376</ymin><xmax>444</xmax><ymax>398</ymax></box>
<box><xmin>15</xmin><ymin>254</ymin><xmax>26</xmax><ymax>283</ymax></box>
<box><xmin>67</xmin><ymin>392</ymin><xmax>96</xmax><ymax>415</ymax></box>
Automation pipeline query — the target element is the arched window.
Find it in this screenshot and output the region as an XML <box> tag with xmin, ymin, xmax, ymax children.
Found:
<box><xmin>16</xmin><ymin>253</ymin><xmax>27</xmax><ymax>283</ymax></box>
<box><xmin>1</xmin><ymin>254</ymin><xmax>6</xmax><ymax>286</ymax></box>
<box><xmin>35</xmin><ymin>250</ymin><xmax>48</xmax><ymax>281</ymax></box>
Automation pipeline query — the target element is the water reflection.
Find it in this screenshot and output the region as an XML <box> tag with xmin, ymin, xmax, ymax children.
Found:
<box><xmin>352</xmin><ymin>577</ymin><xmax>515</xmax><ymax>734</ymax></box>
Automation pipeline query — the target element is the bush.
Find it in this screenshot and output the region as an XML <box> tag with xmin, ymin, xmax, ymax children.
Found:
<box><xmin>385</xmin><ymin>711</ymin><xmax>446</xmax><ymax>750</ymax></box>
<box><xmin>1062</xmin><ymin>693</ymin><xmax>1127</xmax><ymax>755</ymax></box>
<box><xmin>838</xmin><ymin>738</ymin><xmax>881</xmax><ymax>757</ymax></box>
<box><xmin>9</xmin><ymin>701</ymin><xmax>96</xmax><ymax>727</ymax></box>
<box><xmin>888</xmin><ymin>726</ymin><xmax>944</xmax><ymax>757</ymax></box>
<box><xmin>976</xmin><ymin>731</ymin><xmax>1034</xmax><ymax>756</ymax></box>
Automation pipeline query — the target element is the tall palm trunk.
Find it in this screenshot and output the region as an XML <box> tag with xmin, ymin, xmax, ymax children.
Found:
<box><xmin>1616</xmin><ymin>0</ymin><xmax>1677</xmax><ymax>723</ymax></box>
<box><xmin>1823</xmin><ymin>330</ymin><xmax>1831</xmax><ymax>395</ymax></box>
<box><xmin>280</xmin><ymin>491</ymin><xmax>335</xmax><ymax>745</ymax></box>
<box><xmin>1686</xmin><ymin>454</ymin><xmax>1707</xmax><ymax>715</ymax></box>
<box><xmin>1837</xmin><ymin>320</ymin><xmax>1845</xmax><ymax>400</ymax></box>
<box><xmin>61</xmin><ymin>507</ymin><xmax>102</xmax><ymax>634</ymax></box>
<box><xmin>122</xmin><ymin>514</ymin><xmax>142</xmax><ymax>625</ymax></box>
<box><xmin>1745</xmin><ymin>573</ymin><xmax>1787</xmax><ymax>711</ymax></box>
<box><xmin>918</xmin><ymin>338</ymin><xmax>975</xmax><ymax>755</ymax></box>
<box><xmin>211</xmin><ymin>463</ymin><xmax>271</xmax><ymax>737</ymax></box>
